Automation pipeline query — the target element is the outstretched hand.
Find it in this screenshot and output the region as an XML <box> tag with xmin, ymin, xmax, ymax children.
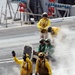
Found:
<box><xmin>12</xmin><ymin>51</ymin><xmax>16</xmax><ymax>57</ymax></box>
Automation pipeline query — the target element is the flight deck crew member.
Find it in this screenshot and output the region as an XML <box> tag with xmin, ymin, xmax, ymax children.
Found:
<box><xmin>12</xmin><ymin>51</ymin><xmax>32</xmax><ymax>75</ymax></box>
<box><xmin>37</xmin><ymin>12</ymin><xmax>51</xmax><ymax>39</ymax></box>
<box><xmin>35</xmin><ymin>52</ymin><xmax>52</xmax><ymax>75</ymax></box>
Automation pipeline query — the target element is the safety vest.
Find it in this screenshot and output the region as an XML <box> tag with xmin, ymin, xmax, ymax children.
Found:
<box><xmin>20</xmin><ymin>61</ymin><xmax>31</xmax><ymax>75</ymax></box>
<box><xmin>21</xmin><ymin>62</ymin><xmax>28</xmax><ymax>70</ymax></box>
<box><xmin>37</xmin><ymin>18</ymin><xmax>50</xmax><ymax>30</ymax></box>
<box><xmin>37</xmin><ymin>59</ymin><xmax>49</xmax><ymax>75</ymax></box>
<box><xmin>40</xmin><ymin>19</ymin><xmax>49</xmax><ymax>28</ymax></box>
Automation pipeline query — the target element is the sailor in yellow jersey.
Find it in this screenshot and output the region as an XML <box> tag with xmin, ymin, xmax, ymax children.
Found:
<box><xmin>12</xmin><ymin>51</ymin><xmax>32</xmax><ymax>75</ymax></box>
<box><xmin>37</xmin><ymin>12</ymin><xmax>51</xmax><ymax>39</ymax></box>
<box><xmin>48</xmin><ymin>26</ymin><xmax>65</xmax><ymax>43</ymax></box>
<box><xmin>48</xmin><ymin>27</ymin><xmax>60</xmax><ymax>37</ymax></box>
<box><xmin>35</xmin><ymin>52</ymin><xmax>52</xmax><ymax>75</ymax></box>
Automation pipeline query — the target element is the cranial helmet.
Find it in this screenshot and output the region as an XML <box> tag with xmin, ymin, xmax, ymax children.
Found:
<box><xmin>48</xmin><ymin>27</ymin><xmax>52</xmax><ymax>32</ymax></box>
<box><xmin>45</xmin><ymin>39</ymin><xmax>51</xmax><ymax>43</ymax></box>
<box><xmin>42</xmin><ymin>12</ymin><xmax>48</xmax><ymax>17</ymax></box>
<box><xmin>39</xmin><ymin>39</ymin><xmax>45</xmax><ymax>44</ymax></box>
<box><xmin>38</xmin><ymin>52</ymin><xmax>44</xmax><ymax>58</ymax></box>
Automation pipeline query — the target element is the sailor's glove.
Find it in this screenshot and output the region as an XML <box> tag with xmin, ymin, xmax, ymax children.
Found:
<box><xmin>12</xmin><ymin>51</ymin><xmax>16</xmax><ymax>57</ymax></box>
<box><xmin>41</xmin><ymin>29</ymin><xmax>47</xmax><ymax>33</ymax></box>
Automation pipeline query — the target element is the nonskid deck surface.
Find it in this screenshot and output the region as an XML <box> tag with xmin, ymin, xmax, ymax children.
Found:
<box><xmin>0</xmin><ymin>19</ymin><xmax>75</xmax><ymax>75</ymax></box>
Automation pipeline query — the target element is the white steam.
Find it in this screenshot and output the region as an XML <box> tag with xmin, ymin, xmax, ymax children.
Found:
<box><xmin>52</xmin><ymin>27</ymin><xmax>75</xmax><ymax>75</ymax></box>
<box><xmin>0</xmin><ymin>66</ymin><xmax>20</xmax><ymax>75</ymax></box>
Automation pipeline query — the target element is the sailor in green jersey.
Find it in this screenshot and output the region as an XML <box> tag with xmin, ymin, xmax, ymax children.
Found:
<box><xmin>38</xmin><ymin>39</ymin><xmax>46</xmax><ymax>53</ymax></box>
<box><xmin>45</xmin><ymin>39</ymin><xmax>55</xmax><ymax>62</ymax></box>
<box><xmin>33</xmin><ymin>39</ymin><xmax>46</xmax><ymax>62</ymax></box>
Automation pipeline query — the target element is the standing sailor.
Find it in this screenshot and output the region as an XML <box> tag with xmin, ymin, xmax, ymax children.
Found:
<box><xmin>11</xmin><ymin>51</ymin><xmax>32</xmax><ymax>75</ymax></box>
<box><xmin>37</xmin><ymin>12</ymin><xmax>51</xmax><ymax>39</ymax></box>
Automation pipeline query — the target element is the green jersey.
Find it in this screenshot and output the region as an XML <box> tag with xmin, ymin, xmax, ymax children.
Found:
<box><xmin>38</xmin><ymin>44</ymin><xmax>46</xmax><ymax>53</ymax></box>
<box><xmin>45</xmin><ymin>44</ymin><xmax>54</xmax><ymax>56</ymax></box>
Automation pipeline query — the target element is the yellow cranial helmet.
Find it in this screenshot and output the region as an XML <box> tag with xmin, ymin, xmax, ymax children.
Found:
<box><xmin>38</xmin><ymin>52</ymin><xmax>44</xmax><ymax>58</ymax></box>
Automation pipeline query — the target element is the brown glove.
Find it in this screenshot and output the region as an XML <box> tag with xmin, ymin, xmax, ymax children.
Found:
<box><xmin>41</xmin><ymin>29</ymin><xmax>47</xmax><ymax>33</ymax></box>
<box><xmin>12</xmin><ymin>51</ymin><xmax>16</xmax><ymax>57</ymax></box>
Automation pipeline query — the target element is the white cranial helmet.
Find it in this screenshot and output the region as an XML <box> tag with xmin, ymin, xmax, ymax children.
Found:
<box><xmin>42</xmin><ymin>12</ymin><xmax>48</xmax><ymax>17</ymax></box>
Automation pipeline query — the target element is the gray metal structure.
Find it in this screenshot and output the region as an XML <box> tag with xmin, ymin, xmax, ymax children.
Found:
<box><xmin>41</xmin><ymin>0</ymin><xmax>48</xmax><ymax>13</ymax></box>
<box><xmin>1</xmin><ymin>0</ymin><xmax>73</xmax><ymax>25</ymax></box>
<box><xmin>32</xmin><ymin>0</ymin><xmax>71</xmax><ymax>18</ymax></box>
<box><xmin>70</xmin><ymin>5</ymin><xmax>75</xmax><ymax>16</ymax></box>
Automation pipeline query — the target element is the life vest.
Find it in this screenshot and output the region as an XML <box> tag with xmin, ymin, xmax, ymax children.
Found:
<box><xmin>20</xmin><ymin>61</ymin><xmax>30</xmax><ymax>75</ymax></box>
<box><xmin>21</xmin><ymin>61</ymin><xmax>28</xmax><ymax>70</ymax></box>
<box><xmin>37</xmin><ymin>59</ymin><xmax>49</xmax><ymax>75</ymax></box>
<box><xmin>37</xmin><ymin>18</ymin><xmax>50</xmax><ymax>31</ymax></box>
<box><xmin>40</xmin><ymin>18</ymin><xmax>49</xmax><ymax>28</ymax></box>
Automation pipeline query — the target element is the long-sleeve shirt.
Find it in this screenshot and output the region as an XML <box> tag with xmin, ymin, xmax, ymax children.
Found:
<box><xmin>13</xmin><ymin>57</ymin><xmax>32</xmax><ymax>75</ymax></box>
<box><xmin>35</xmin><ymin>58</ymin><xmax>52</xmax><ymax>75</ymax></box>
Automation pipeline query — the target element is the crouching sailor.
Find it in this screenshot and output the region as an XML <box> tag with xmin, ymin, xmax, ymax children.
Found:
<box><xmin>35</xmin><ymin>52</ymin><xmax>52</xmax><ymax>75</ymax></box>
